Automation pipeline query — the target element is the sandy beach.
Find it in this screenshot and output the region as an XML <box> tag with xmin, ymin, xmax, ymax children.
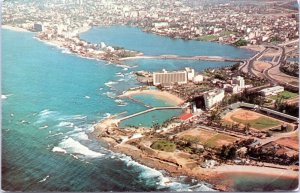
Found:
<box><xmin>214</xmin><ymin>164</ymin><xmax>298</xmax><ymax>178</ymax></box>
<box><xmin>120</xmin><ymin>89</ymin><xmax>184</xmax><ymax>106</ymax></box>
<box><xmin>2</xmin><ymin>25</ymin><xmax>30</xmax><ymax>32</ymax></box>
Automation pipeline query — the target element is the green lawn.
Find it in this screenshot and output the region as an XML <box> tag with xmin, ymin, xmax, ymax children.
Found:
<box><xmin>197</xmin><ymin>34</ymin><xmax>218</xmax><ymax>41</ymax></box>
<box><xmin>231</xmin><ymin>116</ymin><xmax>281</xmax><ymax>130</ymax></box>
<box><xmin>204</xmin><ymin>133</ymin><xmax>237</xmax><ymax>148</ymax></box>
<box><xmin>219</xmin><ymin>30</ymin><xmax>236</xmax><ymax>36</ymax></box>
<box><xmin>151</xmin><ymin>140</ymin><xmax>176</xmax><ymax>152</ymax></box>
<box><xmin>270</xmin><ymin>91</ymin><xmax>298</xmax><ymax>100</ymax></box>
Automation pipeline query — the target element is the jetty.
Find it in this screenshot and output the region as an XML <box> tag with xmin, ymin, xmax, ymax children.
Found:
<box><xmin>120</xmin><ymin>55</ymin><xmax>245</xmax><ymax>62</ymax></box>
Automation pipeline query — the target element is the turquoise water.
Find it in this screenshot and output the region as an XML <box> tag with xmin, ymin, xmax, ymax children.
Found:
<box><xmin>229</xmin><ymin>173</ymin><xmax>298</xmax><ymax>191</ymax></box>
<box><xmin>124</xmin><ymin>58</ymin><xmax>236</xmax><ymax>72</ymax></box>
<box><xmin>80</xmin><ymin>26</ymin><xmax>254</xmax><ymax>58</ymax></box>
<box><xmin>2</xmin><ymin>26</ymin><xmax>254</xmax><ymax>191</ymax></box>
<box><xmin>120</xmin><ymin>109</ymin><xmax>183</xmax><ymax>128</ymax></box>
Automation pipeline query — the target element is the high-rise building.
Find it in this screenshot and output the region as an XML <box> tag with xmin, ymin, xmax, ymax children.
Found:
<box><xmin>203</xmin><ymin>89</ymin><xmax>225</xmax><ymax>109</ymax></box>
<box><xmin>232</xmin><ymin>76</ymin><xmax>245</xmax><ymax>88</ymax></box>
<box><xmin>153</xmin><ymin>69</ymin><xmax>188</xmax><ymax>87</ymax></box>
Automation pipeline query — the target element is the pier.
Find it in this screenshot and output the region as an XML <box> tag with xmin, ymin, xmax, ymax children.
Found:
<box><xmin>118</xmin><ymin>106</ymin><xmax>183</xmax><ymax>122</ymax></box>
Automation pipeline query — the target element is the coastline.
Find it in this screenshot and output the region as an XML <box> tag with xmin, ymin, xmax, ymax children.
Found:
<box><xmin>93</xmin><ymin>132</ymin><xmax>298</xmax><ymax>191</ymax></box>
<box><xmin>119</xmin><ymin>89</ymin><xmax>184</xmax><ymax>106</ymax></box>
<box><xmin>2</xmin><ymin>25</ymin><xmax>31</xmax><ymax>32</ymax></box>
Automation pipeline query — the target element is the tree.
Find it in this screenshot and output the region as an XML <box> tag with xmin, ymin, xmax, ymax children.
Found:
<box><xmin>244</xmin><ymin>123</ymin><xmax>251</xmax><ymax>134</ymax></box>
<box><xmin>234</xmin><ymin>39</ymin><xmax>247</xmax><ymax>46</ymax></box>
<box><xmin>210</xmin><ymin>109</ymin><xmax>221</xmax><ymax>123</ymax></box>
<box><xmin>152</xmin><ymin>123</ymin><xmax>160</xmax><ymax>130</ymax></box>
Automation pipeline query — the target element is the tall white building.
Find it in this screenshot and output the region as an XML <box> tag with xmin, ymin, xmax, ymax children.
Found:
<box><xmin>232</xmin><ymin>76</ymin><xmax>245</xmax><ymax>89</ymax></box>
<box><xmin>153</xmin><ymin>70</ymin><xmax>187</xmax><ymax>87</ymax></box>
<box><xmin>153</xmin><ymin>68</ymin><xmax>195</xmax><ymax>87</ymax></box>
<box><xmin>204</xmin><ymin>89</ymin><xmax>225</xmax><ymax>109</ymax></box>
<box><xmin>185</xmin><ymin>67</ymin><xmax>195</xmax><ymax>81</ymax></box>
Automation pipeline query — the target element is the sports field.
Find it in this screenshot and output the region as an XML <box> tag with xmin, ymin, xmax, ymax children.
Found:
<box><xmin>177</xmin><ymin>128</ymin><xmax>238</xmax><ymax>148</ymax></box>
<box><xmin>223</xmin><ymin>108</ymin><xmax>282</xmax><ymax>130</ymax></box>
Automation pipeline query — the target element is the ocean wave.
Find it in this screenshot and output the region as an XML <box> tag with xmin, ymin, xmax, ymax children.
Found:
<box><xmin>38</xmin><ymin>175</ymin><xmax>50</xmax><ymax>183</ymax></box>
<box><xmin>117</xmin><ymin>78</ymin><xmax>125</xmax><ymax>82</ymax></box>
<box><xmin>58</xmin><ymin>115</ymin><xmax>87</xmax><ymax>121</ymax></box>
<box><xmin>48</xmin><ymin>132</ymin><xmax>64</xmax><ymax>137</ymax></box>
<box><xmin>114</xmin><ymin>98</ymin><xmax>128</xmax><ymax>106</ymax></box>
<box><xmin>1</xmin><ymin>95</ymin><xmax>7</xmax><ymax>100</ymax></box>
<box><xmin>36</xmin><ymin>109</ymin><xmax>59</xmax><ymax>124</ymax></box>
<box><xmin>39</xmin><ymin>125</ymin><xmax>49</xmax><ymax>129</ymax></box>
<box><xmin>70</xmin><ymin>131</ymin><xmax>89</xmax><ymax>141</ymax></box>
<box><xmin>58</xmin><ymin>137</ymin><xmax>103</xmax><ymax>158</ymax></box>
<box><xmin>115</xmin><ymin>72</ymin><xmax>125</xmax><ymax>77</ymax></box>
<box><xmin>84</xmin><ymin>96</ymin><xmax>90</xmax><ymax>99</ymax></box>
<box><xmin>104</xmin><ymin>81</ymin><xmax>118</xmax><ymax>88</ymax></box>
<box><xmin>100</xmin><ymin>113</ymin><xmax>112</xmax><ymax>119</ymax></box>
<box><xmin>57</xmin><ymin>121</ymin><xmax>74</xmax><ymax>128</ymax></box>
<box><xmin>118</xmin><ymin>155</ymin><xmax>172</xmax><ymax>188</ymax></box>
<box><xmin>86</xmin><ymin>126</ymin><xmax>94</xmax><ymax>133</ymax></box>
<box><xmin>52</xmin><ymin>146</ymin><xmax>67</xmax><ymax>154</ymax></box>
<box><xmin>102</xmin><ymin>91</ymin><xmax>116</xmax><ymax>99</ymax></box>
<box><xmin>118</xmin><ymin>154</ymin><xmax>214</xmax><ymax>191</ymax></box>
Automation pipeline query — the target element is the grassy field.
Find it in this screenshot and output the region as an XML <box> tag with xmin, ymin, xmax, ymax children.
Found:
<box><xmin>197</xmin><ymin>34</ymin><xmax>218</xmax><ymax>41</ymax></box>
<box><xmin>219</xmin><ymin>30</ymin><xmax>236</xmax><ymax>36</ymax></box>
<box><xmin>270</xmin><ymin>91</ymin><xmax>298</xmax><ymax>100</ymax></box>
<box><xmin>204</xmin><ymin>133</ymin><xmax>237</xmax><ymax>148</ymax></box>
<box><xmin>289</xmin><ymin>81</ymin><xmax>299</xmax><ymax>86</ymax></box>
<box><xmin>151</xmin><ymin>140</ymin><xmax>176</xmax><ymax>152</ymax></box>
<box><xmin>177</xmin><ymin>128</ymin><xmax>237</xmax><ymax>149</ymax></box>
<box><xmin>231</xmin><ymin>116</ymin><xmax>281</xmax><ymax>130</ymax></box>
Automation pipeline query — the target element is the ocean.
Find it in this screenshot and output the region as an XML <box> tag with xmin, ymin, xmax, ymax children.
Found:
<box><xmin>2</xmin><ymin>26</ymin><xmax>252</xmax><ymax>191</ymax></box>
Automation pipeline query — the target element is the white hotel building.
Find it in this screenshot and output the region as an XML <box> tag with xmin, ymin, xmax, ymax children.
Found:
<box><xmin>153</xmin><ymin>68</ymin><xmax>196</xmax><ymax>87</ymax></box>
<box><xmin>204</xmin><ymin>89</ymin><xmax>225</xmax><ymax>109</ymax></box>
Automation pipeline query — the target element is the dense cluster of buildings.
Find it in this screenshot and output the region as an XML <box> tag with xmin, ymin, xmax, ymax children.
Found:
<box><xmin>152</xmin><ymin>68</ymin><xmax>248</xmax><ymax>110</ymax></box>
<box><xmin>2</xmin><ymin>0</ymin><xmax>298</xmax><ymax>46</ymax></box>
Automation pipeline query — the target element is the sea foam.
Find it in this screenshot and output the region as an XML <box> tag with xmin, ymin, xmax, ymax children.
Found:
<box><xmin>70</xmin><ymin>131</ymin><xmax>89</xmax><ymax>141</ymax></box>
<box><xmin>52</xmin><ymin>146</ymin><xmax>67</xmax><ymax>154</ymax></box>
<box><xmin>58</xmin><ymin>137</ymin><xmax>103</xmax><ymax>158</ymax></box>
<box><xmin>118</xmin><ymin>154</ymin><xmax>214</xmax><ymax>191</ymax></box>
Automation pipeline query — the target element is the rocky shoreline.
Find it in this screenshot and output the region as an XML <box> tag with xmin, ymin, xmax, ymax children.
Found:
<box><xmin>92</xmin><ymin>116</ymin><xmax>299</xmax><ymax>192</ymax></box>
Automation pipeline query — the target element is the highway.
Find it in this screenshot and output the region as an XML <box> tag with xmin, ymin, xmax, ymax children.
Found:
<box><xmin>239</xmin><ymin>40</ymin><xmax>299</xmax><ymax>91</ymax></box>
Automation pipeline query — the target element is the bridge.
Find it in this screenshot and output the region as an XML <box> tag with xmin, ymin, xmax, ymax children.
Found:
<box><xmin>120</xmin><ymin>55</ymin><xmax>245</xmax><ymax>62</ymax></box>
<box><xmin>118</xmin><ymin>106</ymin><xmax>183</xmax><ymax>122</ymax></box>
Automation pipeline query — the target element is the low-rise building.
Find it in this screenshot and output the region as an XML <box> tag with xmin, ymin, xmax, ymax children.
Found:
<box><xmin>224</xmin><ymin>84</ymin><xmax>240</xmax><ymax>94</ymax></box>
<box><xmin>193</xmin><ymin>74</ymin><xmax>204</xmax><ymax>84</ymax></box>
<box><xmin>260</xmin><ymin>86</ymin><xmax>284</xmax><ymax>96</ymax></box>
